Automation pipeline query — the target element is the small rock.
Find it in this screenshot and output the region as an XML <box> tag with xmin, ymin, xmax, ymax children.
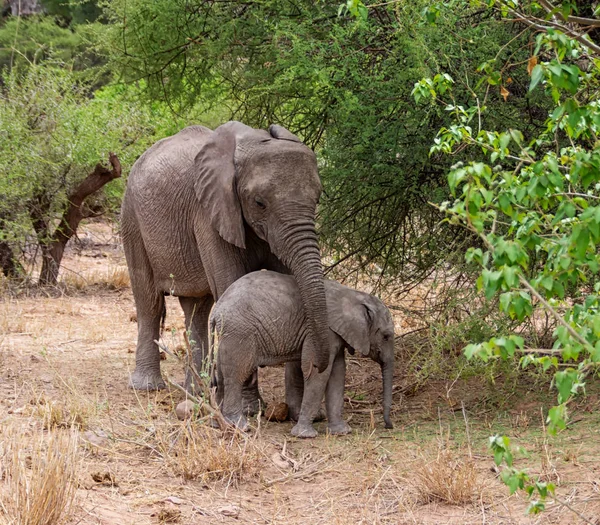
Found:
<box><xmin>265</xmin><ymin>402</ymin><xmax>289</xmax><ymax>422</ymax></box>
<box><xmin>39</xmin><ymin>374</ymin><xmax>53</xmax><ymax>384</ymax></box>
<box><xmin>91</xmin><ymin>471</ymin><xmax>117</xmax><ymax>486</ymax></box>
<box><xmin>159</xmin><ymin>351</ymin><xmax>167</xmax><ymax>361</ymax></box>
<box><xmin>164</xmin><ymin>496</ymin><xmax>184</xmax><ymax>505</ymax></box>
<box><xmin>175</xmin><ymin>400</ymin><xmax>196</xmax><ymax>421</ymax></box>
<box><xmin>218</xmin><ymin>505</ymin><xmax>240</xmax><ymax>518</ymax></box>
<box><xmin>30</xmin><ymin>355</ymin><xmax>40</xmax><ymax>363</ymax></box>
<box><xmin>83</xmin><ymin>430</ymin><xmax>109</xmax><ymax>448</ymax></box>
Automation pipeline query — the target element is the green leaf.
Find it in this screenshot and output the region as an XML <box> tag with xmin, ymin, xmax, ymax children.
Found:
<box><xmin>502</xmin><ymin>265</ymin><xmax>519</xmax><ymax>288</ymax></box>
<box><xmin>529</xmin><ymin>64</ymin><xmax>544</xmax><ymax>92</ymax></box>
<box><xmin>555</xmin><ymin>369</ymin><xmax>578</xmax><ymax>404</ymax></box>
<box><xmin>508</xmin><ymin>129</ymin><xmax>523</xmax><ymax>146</ymax></box>
<box><xmin>574</xmin><ymin>228</ymin><xmax>590</xmax><ymax>259</ymax></box>
<box><xmin>546</xmin><ymin>404</ymin><xmax>567</xmax><ymax>434</ymax></box>
<box><xmin>540</xmin><ymin>275</ymin><xmax>554</xmax><ymax>291</ymax></box>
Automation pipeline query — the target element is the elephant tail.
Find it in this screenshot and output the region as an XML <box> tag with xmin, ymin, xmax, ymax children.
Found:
<box><xmin>160</xmin><ymin>296</ymin><xmax>167</xmax><ymax>335</ymax></box>
<box><xmin>208</xmin><ymin>315</ymin><xmax>218</xmax><ymax>389</ymax></box>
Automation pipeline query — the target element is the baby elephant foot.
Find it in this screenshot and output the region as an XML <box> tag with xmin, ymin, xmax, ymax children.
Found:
<box><xmin>129</xmin><ymin>369</ymin><xmax>166</xmax><ymax>391</ymax></box>
<box><xmin>242</xmin><ymin>396</ymin><xmax>266</xmax><ymax>417</ymax></box>
<box><xmin>327</xmin><ymin>421</ymin><xmax>352</xmax><ymax>436</ymax></box>
<box><xmin>291</xmin><ymin>422</ymin><xmax>318</xmax><ymax>439</ymax></box>
<box><xmin>224</xmin><ymin>413</ymin><xmax>249</xmax><ymax>431</ymax></box>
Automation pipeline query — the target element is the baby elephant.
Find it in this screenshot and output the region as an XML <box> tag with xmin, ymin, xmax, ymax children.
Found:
<box><xmin>210</xmin><ymin>270</ymin><xmax>395</xmax><ymax>437</ymax></box>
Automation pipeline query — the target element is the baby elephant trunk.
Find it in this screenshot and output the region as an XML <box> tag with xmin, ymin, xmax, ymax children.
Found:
<box><xmin>381</xmin><ymin>360</ymin><xmax>394</xmax><ymax>429</ymax></box>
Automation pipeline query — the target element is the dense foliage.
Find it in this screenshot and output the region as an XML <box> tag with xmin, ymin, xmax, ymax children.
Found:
<box><xmin>106</xmin><ymin>0</ymin><xmax>553</xmax><ymax>288</ymax></box>
<box><xmin>413</xmin><ymin>0</ymin><xmax>600</xmax><ymax>513</ymax></box>
<box><xmin>0</xmin><ymin>63</ymin><xmax>159</xmax><ymax>282</ymax></box>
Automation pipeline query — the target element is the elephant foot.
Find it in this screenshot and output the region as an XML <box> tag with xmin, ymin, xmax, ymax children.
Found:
<box><xmin>327</xmin><ymin>421</ymin><xmax>352</xmax><ymax>436</ymax></box>
<box><xmin>129</xmin><ymin>369</ymin><xmax>166</xmax><ymax>391</ymax></box>
<box><xmin>290</xmin><ymin>422</ymin><xmax>318</xmax><ymax>439</ymax></box>
<box><xmin>242</xmin><ymin>395</ymin><xmax>266</xmax><ymax>416</ymax></box>
<box><xmin>224</xmin><ymin>413</ymin><xmax>249</xmax><ymax>432</ymax></box>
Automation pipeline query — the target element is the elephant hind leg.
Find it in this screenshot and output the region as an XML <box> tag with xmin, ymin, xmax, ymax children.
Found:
<box><xmin>220</xmin><ymin>363</ymin><xmax>250</xmax><ymax>431</ymax></box>
<box><xmin>242</xmin><ymin>371</ymin><xmax>266</xmax><ymax>416</ymax></box>
<box><xmin>122</xmin><ymin>209</ymin><xmax>165</xmax><ymax>390</ymax></box>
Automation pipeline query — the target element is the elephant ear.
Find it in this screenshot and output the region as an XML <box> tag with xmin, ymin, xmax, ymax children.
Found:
<box><xmin>194</xmin><ymin>121</ymin><xmax>253</xmax><ymax>249</ymax></box>
<box><xmin>269</xmin><ymin>124</ymin><xmax>302</xmax><ymax>143</ymax></box>
<box><xmin>329</xmin><ymin>296</ymin><xmax>372</xmax><ymax>357</ymax></box>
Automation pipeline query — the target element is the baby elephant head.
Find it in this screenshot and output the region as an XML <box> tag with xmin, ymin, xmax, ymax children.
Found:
<box><xmin>326</xmin><ymin>282</ymin><xmax>395</xmax><ymax>429</ymax></box>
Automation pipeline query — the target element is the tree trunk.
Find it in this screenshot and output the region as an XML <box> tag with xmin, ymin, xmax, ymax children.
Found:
<box><xmin>9</xmin><ymin>0</ymin><xmax>42</xmax><ymax>16</ymax></box>
<box><xmin>37</xmin><ymin>153</ymin><xmax>122</xmax><ymax>286</ymax></box>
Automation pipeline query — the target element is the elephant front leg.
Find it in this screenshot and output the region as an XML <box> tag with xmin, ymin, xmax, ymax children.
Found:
<box><xmin>325</xmin><ymin>348</ymin><xmax>351</xmax><ymax>435</ymax></box>
<box><xmin>285</xmin><ymin>362</ymin><xmax>304</xmax><ymax>421</ymax></box>
<box><xmin>290</xmin><ymin>343</ymin><xmax>333</xmax><ymax>438</ymax></box>
<box><xmin>179</xmin><ymin>296</ymin><xmax>214</xmax><ymax>393</ymax></box>
<box><xmin>286</xmin><ymin>361</ymin><xmax>326</xmax><ymax>422</ymax></box>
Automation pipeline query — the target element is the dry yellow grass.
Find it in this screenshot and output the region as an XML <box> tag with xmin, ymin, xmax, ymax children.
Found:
<box><xmin>159</xmin><ymin>422</ymin><xmax>263</xmax><ymax>484</ymax></box>
<box><xmin>61</xmin><ymin>266</ymin><xmax>130</xmax><ymax>291</ymax></box>
<box><xmin>0</xmin><ymin>426</ymin><xmax>79</xmax><ymax>525</ymax></box>
<box><xmin>412</xmin><ymin>448</ymin><xmax>481</xmax><ymax>505</ymax></box>
<box><xmin>34</xmin><ymin>398</ymin><xmax>89</xmax><ymax>430</ymax></box>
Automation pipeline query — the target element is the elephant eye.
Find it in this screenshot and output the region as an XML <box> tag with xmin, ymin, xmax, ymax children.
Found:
<box><xmin>383</xmin><ymin>333</ymin><xmax>391</xmax><ymax>341</ymax></box>
<box><xmin>255</xmin><ymin>196</ymin><xmax>266</xmax><ymax>210</ymax></box>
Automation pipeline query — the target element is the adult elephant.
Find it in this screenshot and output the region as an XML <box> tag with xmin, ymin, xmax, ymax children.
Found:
<box><xmin>121</xmin><ymin>121</ymin><xmax>330</xmax><ymax>393</ymax></box>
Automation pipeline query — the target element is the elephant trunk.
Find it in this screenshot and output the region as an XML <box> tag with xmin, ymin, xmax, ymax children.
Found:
<box><xmin>381</xmin><ymin>359</ymin><xmax>394</xmax><ymax>429</ymax></box>
<box><xmin>273</xmin><ymin>212</ymin><xmax>330</xmax><ymax>373</ymax></box>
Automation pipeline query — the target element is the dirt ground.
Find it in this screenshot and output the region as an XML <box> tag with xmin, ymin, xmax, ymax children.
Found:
<box><xmin>1</xmin><ymin>221</ymin><xmax>599</xmax><ymax>524</ymax></box>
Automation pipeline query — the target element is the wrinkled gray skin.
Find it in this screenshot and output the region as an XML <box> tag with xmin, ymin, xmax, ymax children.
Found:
<box><xmin>211</xmin><ymin>271</ymin><xmax>395</xmax><ymax>437</ymax></box>
<box><xmin>121</xmin><ymin>122</ymin><xmax>331</xmax><ymax>401</ymax></box>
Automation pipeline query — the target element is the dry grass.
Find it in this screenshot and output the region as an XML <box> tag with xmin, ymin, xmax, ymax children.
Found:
<box><xmin>61</xmin><ymin>266</ymin><xmax>130</xmax><ymax>291</ymax></box>
<box><xmin>159</xmin><ymin>422</ymin><xmax>263</xmax><ymax>484</ymax></box>
<box><xmin>0</xmin><ymin>301</ymin><xmax>26</xmax><ymax>335</ymax></box>
<box><xmin>412</xmin><ymin>448</ymin><xmax>481</xmax><ymax>506</ymax></box>
<box><xmin>0</xmin><ymin>426</ymin><xmax>79</xmax><ymax>525</ymax></box>
<box><xmin>34</xmin><ymin>398</ymin><xmax>89</xmax><ymax>430</ymax></box>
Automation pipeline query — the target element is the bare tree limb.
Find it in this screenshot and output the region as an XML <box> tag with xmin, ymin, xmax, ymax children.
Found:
<box><xmin>38</xmin><ymin>153</ymin><xmax>122</xmax><ymax>286</ymax></box>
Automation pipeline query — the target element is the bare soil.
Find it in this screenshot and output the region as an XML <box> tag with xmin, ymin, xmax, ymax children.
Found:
<box><xmin>1</xmin><ymin>221</ymin><xmax>599</xmax><ymax>524</ymax></box>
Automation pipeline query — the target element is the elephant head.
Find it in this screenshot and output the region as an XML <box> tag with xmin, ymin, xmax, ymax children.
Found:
<box><xmin>327</xmin><ymin>283</ymin><xmax>395</xmax><ymax>429</ymax></box>
<box><xmin>194</xmin><ymin>121</ymin><xmax>330</xmax><ymax>373</ymax></box>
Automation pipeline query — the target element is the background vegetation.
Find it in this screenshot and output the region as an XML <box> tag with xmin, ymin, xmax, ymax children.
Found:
<box><xmin>0</xmin><ymin>0</ymin><xmax>599</xmax><ymax>514</ymax></box>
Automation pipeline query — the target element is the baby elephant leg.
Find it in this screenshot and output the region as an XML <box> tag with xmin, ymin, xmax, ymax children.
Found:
<box><xmin>290</xmin><ymin>342</ymin><xmax>333</xmax><ymax>438</ymax></box>
<box><xmin>221</xmin><ymin>375</ymin><xmax>249</xmax><ymax>431</ymax></box>
<box><xmin>285</xmin><ymin>362</ymin><xmax>304</xmax><ymax>421</ymax></box>
<box><xmin>325</xmin><ymin>348</ymin><xmax>351</xmax><ymax>435</ymax></box>
<box><xmin>242</xmin><ymin>371</ymin><xmax>266</xmax><ymax>416</ymax></box>
<box><xmin>285</xmin><ymin>362</ymin><xmax>326</xmax><ymax>422</ymax></box>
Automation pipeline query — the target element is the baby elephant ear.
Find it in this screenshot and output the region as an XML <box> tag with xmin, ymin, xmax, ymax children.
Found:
<box><xmin>194</xmin><ymin>121</ymin><xmax>251</xmax><ymax>249</ymax></box>
<box><xmin>329</xmin><ymin>298</ymin><xmax>372</xmax><ymax>357</ymax></box>
<box><xmin>268</xmin><ymin>124</ymin><xmax>302</xmax><ymax>143</ymax></box>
